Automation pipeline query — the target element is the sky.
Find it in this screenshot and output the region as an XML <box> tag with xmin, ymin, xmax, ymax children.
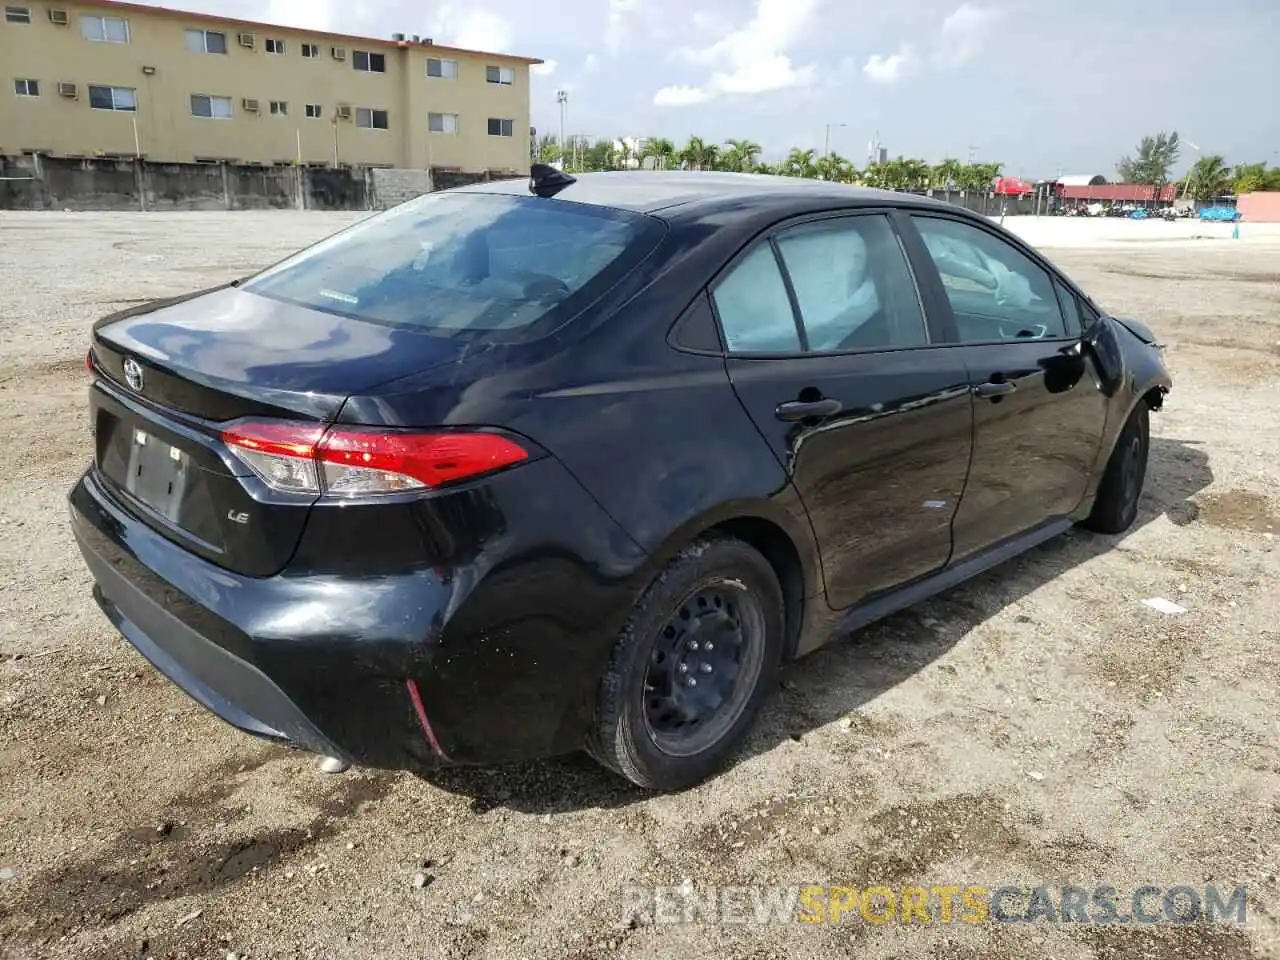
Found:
<box><xmin>136</xmin><ymin>0</ymin><xmax>1279</xmax><ymax>177</ymax></box>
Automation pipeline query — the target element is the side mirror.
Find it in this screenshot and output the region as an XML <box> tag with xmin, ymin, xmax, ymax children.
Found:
<box><xmin>1081</xmin><ymin>316</ymin><xmax>1124</xmax><ymax>396</ymax></box>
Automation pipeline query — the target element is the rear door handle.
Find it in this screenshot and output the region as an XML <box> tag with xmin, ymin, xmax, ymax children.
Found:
<box><xmin>775</xmin><ymin>398</ymin><xmax>843</xmax><ymax>421</ymax></box>
<box><xmin>973</xmin><ymin>380</ymin><xmax>1017</xmax><ymax>399</ymax></box>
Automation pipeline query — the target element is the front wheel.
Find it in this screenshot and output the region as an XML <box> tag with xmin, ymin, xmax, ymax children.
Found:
<box><xmin>588</xmin><ymin>537</ymin><xmax>784</xmax><ymax>791</ymax></box>
<box><xmin>1082</xmin><ymin>402</ymin><xmax>1150</xmax><ymax>534</ymax></box>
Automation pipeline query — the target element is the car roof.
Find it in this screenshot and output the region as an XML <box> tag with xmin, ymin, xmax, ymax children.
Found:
<box><xmin>451</xmin><ymin>171</ymin><xmax>956</xmax><ymax>221</ymax></box>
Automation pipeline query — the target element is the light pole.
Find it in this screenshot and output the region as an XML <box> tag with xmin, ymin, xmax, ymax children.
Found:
<box><xmin>556</xmin><ymin>90</ymin><xmax>568</xmax><ymax>168</ymax></box>
<box><xmin>823</xmin><ymin>122</ymin><xmax>847</xmax><ymax>159</ymax></box>
<box><xmin>1179</xmin><ymin>140</ymin><xmax>1201</xmax><ymax>203</ymax></box>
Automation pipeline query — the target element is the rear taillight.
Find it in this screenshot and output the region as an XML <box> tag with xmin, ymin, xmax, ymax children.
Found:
<box><xmin>221</xmin><ymin>420</ymin><xmax>529</xmax><ymax>497</ymax></box>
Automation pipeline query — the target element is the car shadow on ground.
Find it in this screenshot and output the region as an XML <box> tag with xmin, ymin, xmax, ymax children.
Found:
<box><xmin>415</xmin><ymin>436</ymin><xmax>1212</xmax><ymax>814</ymax></box>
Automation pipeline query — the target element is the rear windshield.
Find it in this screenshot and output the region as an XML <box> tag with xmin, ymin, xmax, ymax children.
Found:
<box><xmin>243</xmin><ymin>192</ymin><xmax>664</xmax><ymax>340</ymax></box>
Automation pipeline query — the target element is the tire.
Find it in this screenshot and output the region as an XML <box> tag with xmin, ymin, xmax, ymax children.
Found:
<box><xmin>1082</xmin><ymin>402</ymin><xmax>1150</xmax><ymax>534</ymax></box>
<box><xmin>588</xmin><ymin>536</ymin><xmax>785</xmax><ymax>791</ymax></box>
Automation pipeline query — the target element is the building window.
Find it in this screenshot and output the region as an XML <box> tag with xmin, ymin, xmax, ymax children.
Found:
<box><xmin>428</xmin><ymin>112</ymin><xmax>459</xmax><ymax>134</ymax></box>
<box><xmin>305</xmin><ymin>103</ymin><xmax>323</xmax><ymax>119</ymax></box>
<box><xmin>355</xmin><ymin>107</ymin><xmax>388</xmax><ymax>129</ymax></box>
<box><xmin>301</xmin><ymin>42</ymin><xmax>320</xmax><ymax>58</ymax></box>
<box><xmin>487</xmin><ymin>118</ymin><xmax>514</xmax><ymax>137</ymax></box>
<box><xmin>88</xmin><ymin>84</ymin><xmax>137</xmax><ymax>111</ymax></box>
<box><xmin>269</xmin><ymin>100</ymin><xmax>287</xmax><ymax>116</ymax></box>
<box><xmin>485</xmin><ymin>65</ymin><xmax>514</xmax><ymax>85</ymax></box>
<box><xmin>5</xmin><ymin>6</ymin><xmax>31</xmax><ymax>23</ymax></box>
<box><xmin>426</xmin><ymin>58</ymin><xmax>458</xmax><ymax>79</ymax></box>
<box><xmin>13</xmin><ymin>78</ymin><xmax>38</xmax><ymax>96</ymax></box>
<box><xmin>352</xmin><ymin>50</ymin><xmax>386</xmax><ymax>73</ymax></box>
<box><xmin>265</xmin><ymin>38</ymin><xmax>284</xmax><ymax>54</ymax></box>
<box><xmin>81</xmin><ymin>15</ymin><xmax>129</xmax><ymax>43</ymax></box>
<box><xmin>184</xmin><ymin>28</ymin><xmax>227</xmax><ymax>54</ymax></box>
<box><xmin>190</xmin><ymin>93</ymin><xmax>233</xmax><ymax>119</ymax></box>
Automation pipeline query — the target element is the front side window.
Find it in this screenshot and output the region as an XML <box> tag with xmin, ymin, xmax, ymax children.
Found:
<box><xmin>711</xmin><ymin>244</ymin><xmax>802</xmax><ymax>353</ymax></box>
<box><xmin>487</xmin><ymin>118</ymin><xmax>513</xmax><ymax>137</ymax></box>
<box><xmin>775</xmin><ymin>216</ymin><xmax>927</xmax><ymax>351</ymax></box>
<box><xmin>356</xmin><ymin>107</ymin><xmax>388</xmax><ymax>129</ymax></box>
<box><xmin>5</xmin><ymin>6</ymin><xmax>31</xmax><ymax>24</ymax></box>
<box><xmin>13</xmin><ymin>78</ymin><xmax>38</xmax><ymax>96</ymax></box>
<box><xmin>427</xmin><ymin>58</ymin><xmax>458</xmax><ymax>79</ymax></box>
<box><xmin>911</xmin><ymin>216</ymin><xmax>1068</xmax><ymax>341</ymax></box>
<box><xmin>190</xmin><ymin>93</ymin><xmax>233</xmax><ymax>118</ymax></box>
<box><xmin>82</xmin><ymin>15</ymin><xmax>129</xmax><ymax>42</ymax></box>
<box><xmin>88</xmin><ymin>84</ymin><xmax>137</xmax><ymax>111</ymax></box>
<box><xmin>353</xmin><ymin>50</ymin><xmax>386</xmax><ymax>72</ymax></box>
<box><xmin>242</xmin><ymin>193</ymin><xmax>666</xmax><ymax>342</ymax></box>
<box><xmin>185</xmin><ymin>28</ymin><xmax>227</xmax><ymax>53</ymax></box>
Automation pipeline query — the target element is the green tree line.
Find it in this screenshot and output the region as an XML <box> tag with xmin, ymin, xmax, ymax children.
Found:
<box><xmin>535</xmin><ymin>134</ymin><xmax>1004</xmax><ymax>191</ymax></box>
<box><xmin>1119</xmin><ymin>131</ymin><xmax>1280</xmax><ymax>201</ymax></box>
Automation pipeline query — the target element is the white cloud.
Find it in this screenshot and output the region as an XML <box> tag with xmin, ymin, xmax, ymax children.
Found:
<box><xmin>935</xmin><ymin>3</ymin><xmax>1001</xmax><ymax>66</ymax></box>
<box><xmin>653</xmin><ymin>84</ymin><xmax>714</xmax><ymax>106</ymax></box>
<box><xmin>657</xmin><ymin>0</ymin><xmax>818</xmax><ymax>105</ymax></box>
<box><xmin>264</xmin><ymin>0</ymin><xmax>337</xmax><ymax>31</ymax></box>
<box><xmin>582</xmin><ymin>53</ymin><xmax>599</xmax><ymax>71</ymax></box>
<box><xmin>606</xmin><ymin>0</ymin><xmax>643</xmax><ymax>54</ymax></box>
<box><xmin>531</xmin><ymin>60</ymin><xmax>557</xmax><ymax>76</ymax></box>
<box><xmin>863</xmin><ymin>45</ymin><xmax>915</xmax><ymax>84</ymax></box>
<box><xmin>430</xmin><ymin>6</ymin><xmax>513</xmax><ymax>53</ymax></box>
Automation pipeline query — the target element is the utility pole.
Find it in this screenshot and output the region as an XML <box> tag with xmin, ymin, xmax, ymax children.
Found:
<box><xmin>967</xmin><ymin>144</ymin><xmax>977</xmax><ymax>165</ymax></box>
<box><xmin>556</xmin><ymin>90</ymin><xmax>568</xmax><ymax>167</ymax></box>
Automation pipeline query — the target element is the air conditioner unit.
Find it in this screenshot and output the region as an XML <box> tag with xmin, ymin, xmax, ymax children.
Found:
<box><xmin>331</xmin><ymin>45</ymin><xmax>346</xmax><ymax>61</ymax></box>
<box><xmin>48</xmin><ymin>8</ymin><xmax>69</xmax><ymax>24</ymax></box>
<box><xmin>335</xmin><ymin>104</ymin><xmax>352</xmax><ymax>121</ymax></box>
<box><xmin>56</xmin><ymin>81</ymin><xmax>77</xmax><ymax>98</ymax></box>
<box><xmin>237</xmin><ymin>32</ymin><xmax>255</xmax><ymax>48</ymax></box>
<box><xmin>242</xmin><ymin>97</ymin><xmax>259</xmax><ymax>112</ymax></box>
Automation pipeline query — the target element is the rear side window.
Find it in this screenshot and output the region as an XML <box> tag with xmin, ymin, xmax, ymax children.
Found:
<box><xmin>775</xmin><ymin>215</ymin><xmax>927</xmax><ymax>351</ymax></box>
<box><xmin>244</xmin><ymin>194</ymin><xmax>664</xmax><ymax>340</ymax></box>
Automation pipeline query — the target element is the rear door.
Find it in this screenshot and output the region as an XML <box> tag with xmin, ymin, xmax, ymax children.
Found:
<box><xmin>712</xmin><ymin>211</ymin><xmax>974</xmax><ymax>611</ymax></box>
<box><xmin>903</xmin><ymin>213</ymin><xmax>1108</xmax><ymax>560</ymax></box>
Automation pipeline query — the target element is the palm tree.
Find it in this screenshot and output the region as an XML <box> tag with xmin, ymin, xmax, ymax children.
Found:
<box><xmin>642</xmin><ymin>137</ymin><xmax>677</xmax><ymax>170</ymax></box>
<box><xmin>860</xmin><ymin>163</ymin><xmax>889</xmax><ymax>189</ymax></box>
<box><xmin>679</xmin><ymin>136</ymin><xmax>719</xmax><ymax>171</ymax></box>
<box><xmin>722</xmin><ymin>138</ymin><xmax>763</xmax><ymax>173</ymax></box>
<box><xmin>1186</xmin><ymin>155</ymin><xmax>1232</xmax><ymax>202</ymax></box>
<box><xmin>781</xmin><ymin>148</ymin><xmax>818</xmax><ymax>179</ymax></box>
<box><xmin>814</xmin><ymin>152</ymin><xmax>854</xmax><ymax>183</ymax></box>
<box><xmin>931</xmin><ymin>158</ymin><xmax>964</xmax><ymax>192</ymax></box>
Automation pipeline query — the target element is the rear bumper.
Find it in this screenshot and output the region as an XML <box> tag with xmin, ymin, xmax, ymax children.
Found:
<box><xmin>69</xmin><ymin>458</ymin><xmax>646</xmax><ymax>768</ymax></box>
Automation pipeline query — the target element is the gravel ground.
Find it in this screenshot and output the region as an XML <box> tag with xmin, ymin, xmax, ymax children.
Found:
<box><xmin>1</xmin><ymin>211</ymin><xmax>1278</xmax><ymax>960</ymax></box>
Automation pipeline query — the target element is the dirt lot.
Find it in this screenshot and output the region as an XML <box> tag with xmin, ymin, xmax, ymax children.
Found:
<box><xmin>1</xmin><ymin>212</ymin><xmax>1278</xmax><ymax>960</ymax></box>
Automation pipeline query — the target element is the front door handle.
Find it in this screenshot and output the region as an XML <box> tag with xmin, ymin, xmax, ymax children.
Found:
<box><xmin>973</xmin><ymin>380</ymin><xmax>1017</xmax><ymax>399</ymax></box>
<box><xmin>775</xmin><ymin>397</ymin><xmax>843</xmax><ymax>421</ymax></box>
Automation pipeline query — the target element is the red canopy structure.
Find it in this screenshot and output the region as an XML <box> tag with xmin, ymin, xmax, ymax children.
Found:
<box><xmin>993</xmin><ymin>176</ymin><xmax>1034</xmax><ymax>196</ymax></box>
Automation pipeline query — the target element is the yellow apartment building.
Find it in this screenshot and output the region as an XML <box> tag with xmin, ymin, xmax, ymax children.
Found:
<box><xmin>0</xmin><ymin>0</ymin><xmax>540</xmax><ymax>171</ymax></box>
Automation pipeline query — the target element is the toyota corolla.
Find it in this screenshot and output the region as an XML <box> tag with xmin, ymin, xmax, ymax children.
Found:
<box><xmin>70</xmin><ymin>168</ymin><xmax>1170</xmax><ymax>791</ymax></box>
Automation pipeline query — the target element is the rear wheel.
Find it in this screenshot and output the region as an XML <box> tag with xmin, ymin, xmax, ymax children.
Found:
<box><xmin>589</xmin><ymin>537</ymin><xmax>784</xmax><ymax>791</ymax></box>
<box><xmin>1082</xmin><ymin>402</ymin><xmax>1149</xmax><ymax>534</ymax></box>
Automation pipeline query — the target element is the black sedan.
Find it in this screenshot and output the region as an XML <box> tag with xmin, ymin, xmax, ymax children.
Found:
<box><xmin>70</xmin><ymin>168</ymin><xmax>1170</xmax><ymax>791</ymax></box>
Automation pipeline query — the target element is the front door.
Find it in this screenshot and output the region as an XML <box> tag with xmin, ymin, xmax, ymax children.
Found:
<box><xmin>905</xmin><ymin>214</ymin><xmax>1108</xmax><ymax>560</ymax></box>
<box><xmin>710</xmin><ymin>212</ymin><xmax>974</xmax><ymax>610</ymax></box>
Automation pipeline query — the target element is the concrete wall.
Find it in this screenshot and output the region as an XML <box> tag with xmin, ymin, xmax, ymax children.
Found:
<box><xmin>1237</xmin><ymin>192</ymin><xmax>1280</xmax><ymax>223</ymax></box>
<box><xmin>0</xmin><ymin>153</ymin><xmax>375</xmax><ymax>210</ymax></box>
<box><xmin>0</xmin><ymin>0</ymin><xmax>537</xmax><ymax>171</ymax></box>
<box><xmin>369</xmin><ymin>167</ymin><xmax>433</xmax><ymax>209</ymax></box>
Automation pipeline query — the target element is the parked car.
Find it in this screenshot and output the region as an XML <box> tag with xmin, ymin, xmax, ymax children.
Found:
<box><xmin>70</xmin><ymin>169</ymin><xmax>1171</xmax><ymax>791</ymax></box>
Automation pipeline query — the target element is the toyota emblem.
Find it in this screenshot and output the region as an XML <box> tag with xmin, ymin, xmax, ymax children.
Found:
<box><xmin>122</xmin><ymin>357</ymin><xmax>144</xmax><ymax>392</ymax></box>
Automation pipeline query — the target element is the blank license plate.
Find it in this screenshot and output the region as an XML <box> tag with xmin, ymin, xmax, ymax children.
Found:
<box><xmin>124</xmin><ymin>428</ymin><xmax>190</xmax><ymax>522</ymax></box>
